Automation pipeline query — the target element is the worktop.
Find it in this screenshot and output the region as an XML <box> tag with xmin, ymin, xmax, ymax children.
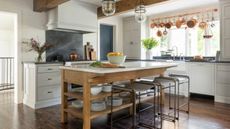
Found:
<box><xmin>60</xmin><ymin>61</ymin><xmax>178</xmax><ymax>74</ymax></box>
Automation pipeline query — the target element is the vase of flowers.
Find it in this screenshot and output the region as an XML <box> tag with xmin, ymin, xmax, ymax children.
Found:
<box><xmin>142</xmin><ymin>38</ymin><xmax>159</xmax><ymax>59</ymax></box>
<box><xmin>28</xmin><ymin>38</ymin><xmax>52</xmax><ymax>62</ymax></box>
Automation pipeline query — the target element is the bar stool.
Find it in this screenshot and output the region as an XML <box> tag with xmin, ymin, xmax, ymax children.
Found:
<box><xmin>109</xmin><ymin>85</ymin><xmax>136</xmax><ymax>129</ymax></box>
<box><xmin>154</xmin><ymin>74</ymin><xmax>190</xmax><ymax>121</ymax></box>
<box><xmin>168</xmin><ymin>74</ymin><xmax>190</xmax><ymax>114</ymax></box>
<box><xmin>128</xmin><ymin>81</ymin><xmax>162</xmax><ymax>129</ymax></box>
<box><xmin>154</xmin><ymin>77</ymin><xmax>178</xmax><ymax>122</ymax></box>
<box><xmin>110</xmin><ymin>81</ymin><xmax>162</xmax><ymax>129</ymax></box>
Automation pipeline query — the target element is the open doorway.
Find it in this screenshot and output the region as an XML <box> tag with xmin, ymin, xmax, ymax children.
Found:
<box><xmin>100</xmin><ymin>24</ymin><xmax>114</xmax><ymax>60</ymax></box>
<box><xmin>0</xmin><ymin>11</ymin><xmax>17</xmax><ymax>102</ymax></box>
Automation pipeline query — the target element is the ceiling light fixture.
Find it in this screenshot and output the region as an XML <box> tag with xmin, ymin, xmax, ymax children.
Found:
<box><xmin>135</xmin><ymin>0</ymin><xmax>147</xmax><ymax>23</ymax></box>
<box><xmin>101</xmin><ymin>0</ymin><xmax>116</xmax><ymax>16</ymax></box>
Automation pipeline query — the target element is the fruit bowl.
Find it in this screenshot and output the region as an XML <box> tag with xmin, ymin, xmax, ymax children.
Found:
<box><xmin>107</xmin><ymin>52</ymin><xmax>126</xmax><ymax>65</ymax></box>
<box><xmin>107</xmin><ymin>55</ymin><xmax>126</xmax><ymax>65</ymax></box>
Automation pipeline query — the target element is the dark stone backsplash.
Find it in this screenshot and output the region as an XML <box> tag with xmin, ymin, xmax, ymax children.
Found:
<box><xmin>46</xmin><ymin>30</ymin><xmax>83</xmax><ymax>62</ymax></box>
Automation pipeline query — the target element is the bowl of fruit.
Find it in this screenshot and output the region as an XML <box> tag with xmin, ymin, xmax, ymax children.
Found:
<box><xmin>107</xmin><ymin>52</ymin><xmax>126</xmax><ymax>65</ymax></box>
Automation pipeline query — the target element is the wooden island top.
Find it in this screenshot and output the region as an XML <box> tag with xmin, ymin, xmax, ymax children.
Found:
<box><xmin>60</xmin><ymin>61</ymin><xmax>177</xmax><ymax>129</ymax></box>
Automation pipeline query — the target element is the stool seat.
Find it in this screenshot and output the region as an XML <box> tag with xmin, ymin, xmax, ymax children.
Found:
<box><xmin>126</xmin><ymin>83</ymin><xmax>155</xmax><ymax>92</ymax></box>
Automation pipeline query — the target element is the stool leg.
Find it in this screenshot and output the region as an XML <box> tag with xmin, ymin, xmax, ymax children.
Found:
<box><xmin>169</xmin><ymin>83</ymin><xmax>171</xmax><ymax>110</ymax></box>
<box><xmin>187</xmin><ymin>78</ymin><xmax>190</xmax><ymax>114</ymax></box>
<box><xmin>177</xmin><ymin>81</ymin><xmax>180</xmax><ymax>120</ymax></box>
<box><xmin>110</xmin><ymin>89</ymin><xmax>114</xmax><ymax>129</ymax></box>
<box><xmin>174</xmin><ymin>84</ymin><xmax>177</xmax><ymax>122</ymax></box>
<box><xmin>132</xmin><ymin>90</ymin><xmax>137</xmax><ymax>129</ymax></box>
<box><xmin>138</xmin><ymin>92</ymin><xmax>141</xmax><ymax>122</ymax></box>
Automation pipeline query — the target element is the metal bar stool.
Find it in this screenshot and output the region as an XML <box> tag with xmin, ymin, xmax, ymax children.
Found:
<box><xmin>109</xmin><ymin>85</ymin><xmax>136</xmax><ymax>129</ymax></box>
<box><xmin>154</xmin><ymin>77</ymin><xmax>178</xmax><ymax>122</ymax></box>
<box><xmin>128</xmin><ymin>81</ymin><xmax>162</xmax><ymax>129</ymax></box>
<box><xmin>168</xmin><ymin>74</ymin><xmax>190</xmax><ymax>115</ymax></box>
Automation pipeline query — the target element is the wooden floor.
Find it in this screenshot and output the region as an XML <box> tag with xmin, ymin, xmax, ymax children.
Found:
<box><xmin>1</xmin><ymin>90</ymin><xmax>230</xmax><ymax>129</ymax></box>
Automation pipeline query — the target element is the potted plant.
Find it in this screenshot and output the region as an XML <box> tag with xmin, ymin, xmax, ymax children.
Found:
<box><xmin>25</xmin><ymin>38</ymin><xmax>53</xmax><ymax>62</ymax></box>
<box><xmin>142</xmin><ymin>38</ymin><xmax>159</xmax><ymax>59</ymax></box>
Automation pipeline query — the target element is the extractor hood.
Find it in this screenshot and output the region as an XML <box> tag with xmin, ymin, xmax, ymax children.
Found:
<box><xmin>47</xmin><ymin>0</ymin><xmax>98</xmax><ymax>33</ymax></box>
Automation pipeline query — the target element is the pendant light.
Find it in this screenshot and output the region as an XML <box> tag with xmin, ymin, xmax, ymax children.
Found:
<box><xmin>101</xmin><ymin>0</ymin><xmax>116</xmax><ymax>16</ymax></box>
<box><xmin>135</xmin><ymin>0</ymin><xmax>147</xmax><ymax>23</ymax></box>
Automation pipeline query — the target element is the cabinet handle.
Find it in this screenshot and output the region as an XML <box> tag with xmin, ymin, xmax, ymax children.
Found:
<box><xmin>48</xmin><ymin>78</ymin><xmax>52</xmax><ymax>80</ymax></box>
<box><xmin>48</xmin><ymin>91</ymin><xmax>53</xmax><ymax>94</ymax></box>
<box><xmin>47</xmin><ymin>68</ymin><xmax>53</xmax><ymax>70</ymax></box>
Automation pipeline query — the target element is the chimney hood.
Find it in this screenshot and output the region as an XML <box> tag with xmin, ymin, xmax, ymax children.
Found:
<box><xmin>47</xmin><ymin>0</ymin><xmax>98</xmax><ymax>33</ymax></box>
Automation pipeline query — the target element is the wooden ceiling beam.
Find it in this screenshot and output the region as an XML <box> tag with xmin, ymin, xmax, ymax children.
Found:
<box><xmin>33</xmin><ymin>0</ymin><xmax>69</xmax><ymax>12</ymax></box>
<box><xmin>97</xmin><ymin>0</ymin><xmax>169</xmax><ymax>19</ymax></box>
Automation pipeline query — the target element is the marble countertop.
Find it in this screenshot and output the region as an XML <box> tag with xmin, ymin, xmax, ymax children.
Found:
<box><xmin>60</xmin><ymin>61</ymin><xmax>178</xmax><ymax>74</ymax></box>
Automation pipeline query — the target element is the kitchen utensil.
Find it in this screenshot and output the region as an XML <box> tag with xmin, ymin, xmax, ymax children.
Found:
<box><xmin>187</xmin><ymin>18</ymin><xmax>197</xmax><ymax>28</ymax></box>
<box><xmin>165</xmin><ymin>19</ymin><xmax>173</xmax><ymax>29</ymax></box>
<box><xmin>150</xmin><ymin>22</ymin><xmax>157</xmax><ymax>28</ymax></box>
<box><xmin>199</xmin><ymin>14</ymin><xmax>207</xmax><ymax>30</ymax></box>
<box><xmin>69</xmin><ymin>52</ymin><xmax>78</xmax><ymax>61</ymax></box>
<box><xmin>72</xmin><ymin>100</ymin><xmax>83</xmax><ymax>109</ymax></box>
<box><xmin>102</xmin><ymin>85</ymin><xmax>112</xmax><ymax>92</ymax></box>
<box><xmin>203</xmin><ymin>23</ymin><xmax>213</xmax><ymax>39</ymax></box>
<box><xmin>157</xmin><ymin>29</ymin><xmax>162</xmax><ymax>37</ymax></box>
<box><xmin>91</xmin><ymin>86</ymin><xmax>102</xmax><ymax>95</ymax></box>
<box><xmin>163</xmin><ymin>27</ymin><xmax>168</xmax><ymax>35</ymax></box>
<box><xmin>91</xmin><ymin>101</ymin><xmax>106</xmax><ymax>112</ymax></box>
<box><xmin>107</xmin><ymin>96</ymin><xmax>123</xmax><ymax>106</ymax></box>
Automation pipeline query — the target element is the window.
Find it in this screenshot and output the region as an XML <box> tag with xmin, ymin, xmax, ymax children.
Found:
<box><xmin>149</xmin><ymin>21</ymin><xmax>220</xmax><ymax>57</ymax></box>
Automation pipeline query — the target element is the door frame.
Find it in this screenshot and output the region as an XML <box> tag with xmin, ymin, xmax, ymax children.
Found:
<box><xmin>98</xmin><ymin>23</ymin><xmax>116</xmax><ymax>60</ymax></box>
<box><xmin>0</xmin><ymin>9</ymin><xmax>23</xmax><ymax>104</ymax></box>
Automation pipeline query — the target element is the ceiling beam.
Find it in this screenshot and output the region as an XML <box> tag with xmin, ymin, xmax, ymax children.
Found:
<box><xmin>33</xmin><ymin>0</ymin><xmax>69</xmax><ymax>12</ymax></box>
<box><xmin>97</xmin><ymin>0</ymin><xmax>169</xmax><ymax>19</ymax></box>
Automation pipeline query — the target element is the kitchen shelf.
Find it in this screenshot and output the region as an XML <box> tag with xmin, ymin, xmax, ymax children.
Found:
<box><xmin>64</xmin><ymin>91</ymin><xmax>123</xmax><ymax>101</ymax></box>
<box><xmin>65</xmin><ymin>102</ymin><xmax>133</xmax><ymax>120</ymax></box>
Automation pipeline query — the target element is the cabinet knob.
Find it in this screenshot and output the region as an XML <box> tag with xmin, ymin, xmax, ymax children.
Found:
<box><xmin>48</xmin><ymin>78</ymin><xmax>52</xmax><ymax>80</ymax></box>
<box><xmin>48</xmin><ymin>91</ymin><xmax>53</xmax><ymax>94</ymax></box>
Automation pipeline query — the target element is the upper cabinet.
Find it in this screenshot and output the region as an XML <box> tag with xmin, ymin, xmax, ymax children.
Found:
<box><xmin>47</xmin><ymin>0</ymin><xmax>98</xmax><ymax>33</ymax></box>
<box><xmin>220</xmin><ymin>0</ymin><xmax>230</xmax><ymax>61</ymax></box>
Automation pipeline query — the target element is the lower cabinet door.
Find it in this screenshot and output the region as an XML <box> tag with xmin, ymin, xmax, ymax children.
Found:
<box><xmin>188</xmin><ymin>63</ymin><xmax>215</xmax><ymax>96</ymax></box>
<box><xmin>37</xmin><ymin>86</ymin><xmax>60</xmax><ymax>101</ymax></box>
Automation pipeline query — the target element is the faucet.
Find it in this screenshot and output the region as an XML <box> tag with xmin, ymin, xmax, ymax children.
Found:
<box><xmin>171</xmin><ymin>46</ymin><xmax>178</xmax><ymax>61</ymax></box>
<box><xmin>171</xmin><ymin>46</ymin><xmax>178</xmax><ymax>56</ymax></box>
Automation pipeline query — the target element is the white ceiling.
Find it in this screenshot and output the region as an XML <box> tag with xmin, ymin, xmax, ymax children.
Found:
<box><xmin>81</xmin><ymin>0</ymin><xmax>219</xmax><ymax>17</ymax></box>
<box><xmin>0</xmin><ymin>12</ymin><xmax>15</xmax><ymax>30</ymax></box>
<box><xmin>120</xmin><ymin>0</ymin><xmax>219</xmax><ymax>17</ymax></box>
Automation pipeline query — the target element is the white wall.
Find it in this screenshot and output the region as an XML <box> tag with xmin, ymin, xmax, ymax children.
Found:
<box><xmin>99</xmin><ymin>16</ymin><xmax>124</xmax><ymax>58</ymax></box>
<box><xmin>0</xmin><ymin>30</ymin><xmax>14</xmax><ymax>57</ymax></box>
<box><xmin>0</xmin><ymin>0</ymin><xmax>47</xmax><ymax>103</ymax></box>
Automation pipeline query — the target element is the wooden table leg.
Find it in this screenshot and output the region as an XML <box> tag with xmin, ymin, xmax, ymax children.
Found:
<box><xmin>61</xmin><ymin>70</ymin><xmax>68</xmax><ymax>123</ymax></box>
<box><xmin>83</xmin><ymin>79</ymin><xmax>91</xmax><ymax>129</ymax></box>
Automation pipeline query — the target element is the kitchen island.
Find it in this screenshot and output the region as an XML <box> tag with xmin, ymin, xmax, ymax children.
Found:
<box><xmin>60</xmin><ymin>61</ymin><xmax>177</xmax><ymax>129</ymax></box>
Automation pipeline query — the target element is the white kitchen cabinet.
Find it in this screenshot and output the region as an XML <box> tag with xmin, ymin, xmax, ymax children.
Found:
<box><xmin>215</xmin><ymin>63</ymin><xmax>230</xmax><ymax>104</ymax></box>
<box><xmin>188</xmin><ymin>63</ymin><xmax>215</xmax><ymax>96</ymax></box>
<box><xmin>220</xmin><ymin>0</ymin><xmax>230</xmax><ymax>61</ymax></box>
<box><xmin>23</xmin><ymin>63</ymin><xmax>62</xmax><ymax>109</ymax></box>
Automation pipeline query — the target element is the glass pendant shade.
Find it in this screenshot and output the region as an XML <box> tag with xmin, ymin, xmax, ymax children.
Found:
<box><xmin>135</xmin><ymin>5</ymin><xmax>147</xmax><ymax>23</ymax></box>
<box><xmin>102</xmin><ymin>0</ymin><xmax>116</xmax><ymax>16</ymax></box>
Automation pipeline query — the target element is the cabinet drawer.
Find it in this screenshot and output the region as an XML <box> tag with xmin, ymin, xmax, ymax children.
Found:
<box><xmin>37</xmin><ymin>65</ymin><xmax>60</xmax><ymax>73</ymax></box>
<box><xmin>37</xmin><ymin>72</ymin><xmax>60</xmax><ymax>87</ymax></box>
<box><xmin>217</xmin><ymin>64</ymin><xmax>230</xmax><ymax>72</ymax></box>
<box><xmin>37</xmin><ymin>86</ymin><xmax>60</xmax><ymax>101</ymax></box>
